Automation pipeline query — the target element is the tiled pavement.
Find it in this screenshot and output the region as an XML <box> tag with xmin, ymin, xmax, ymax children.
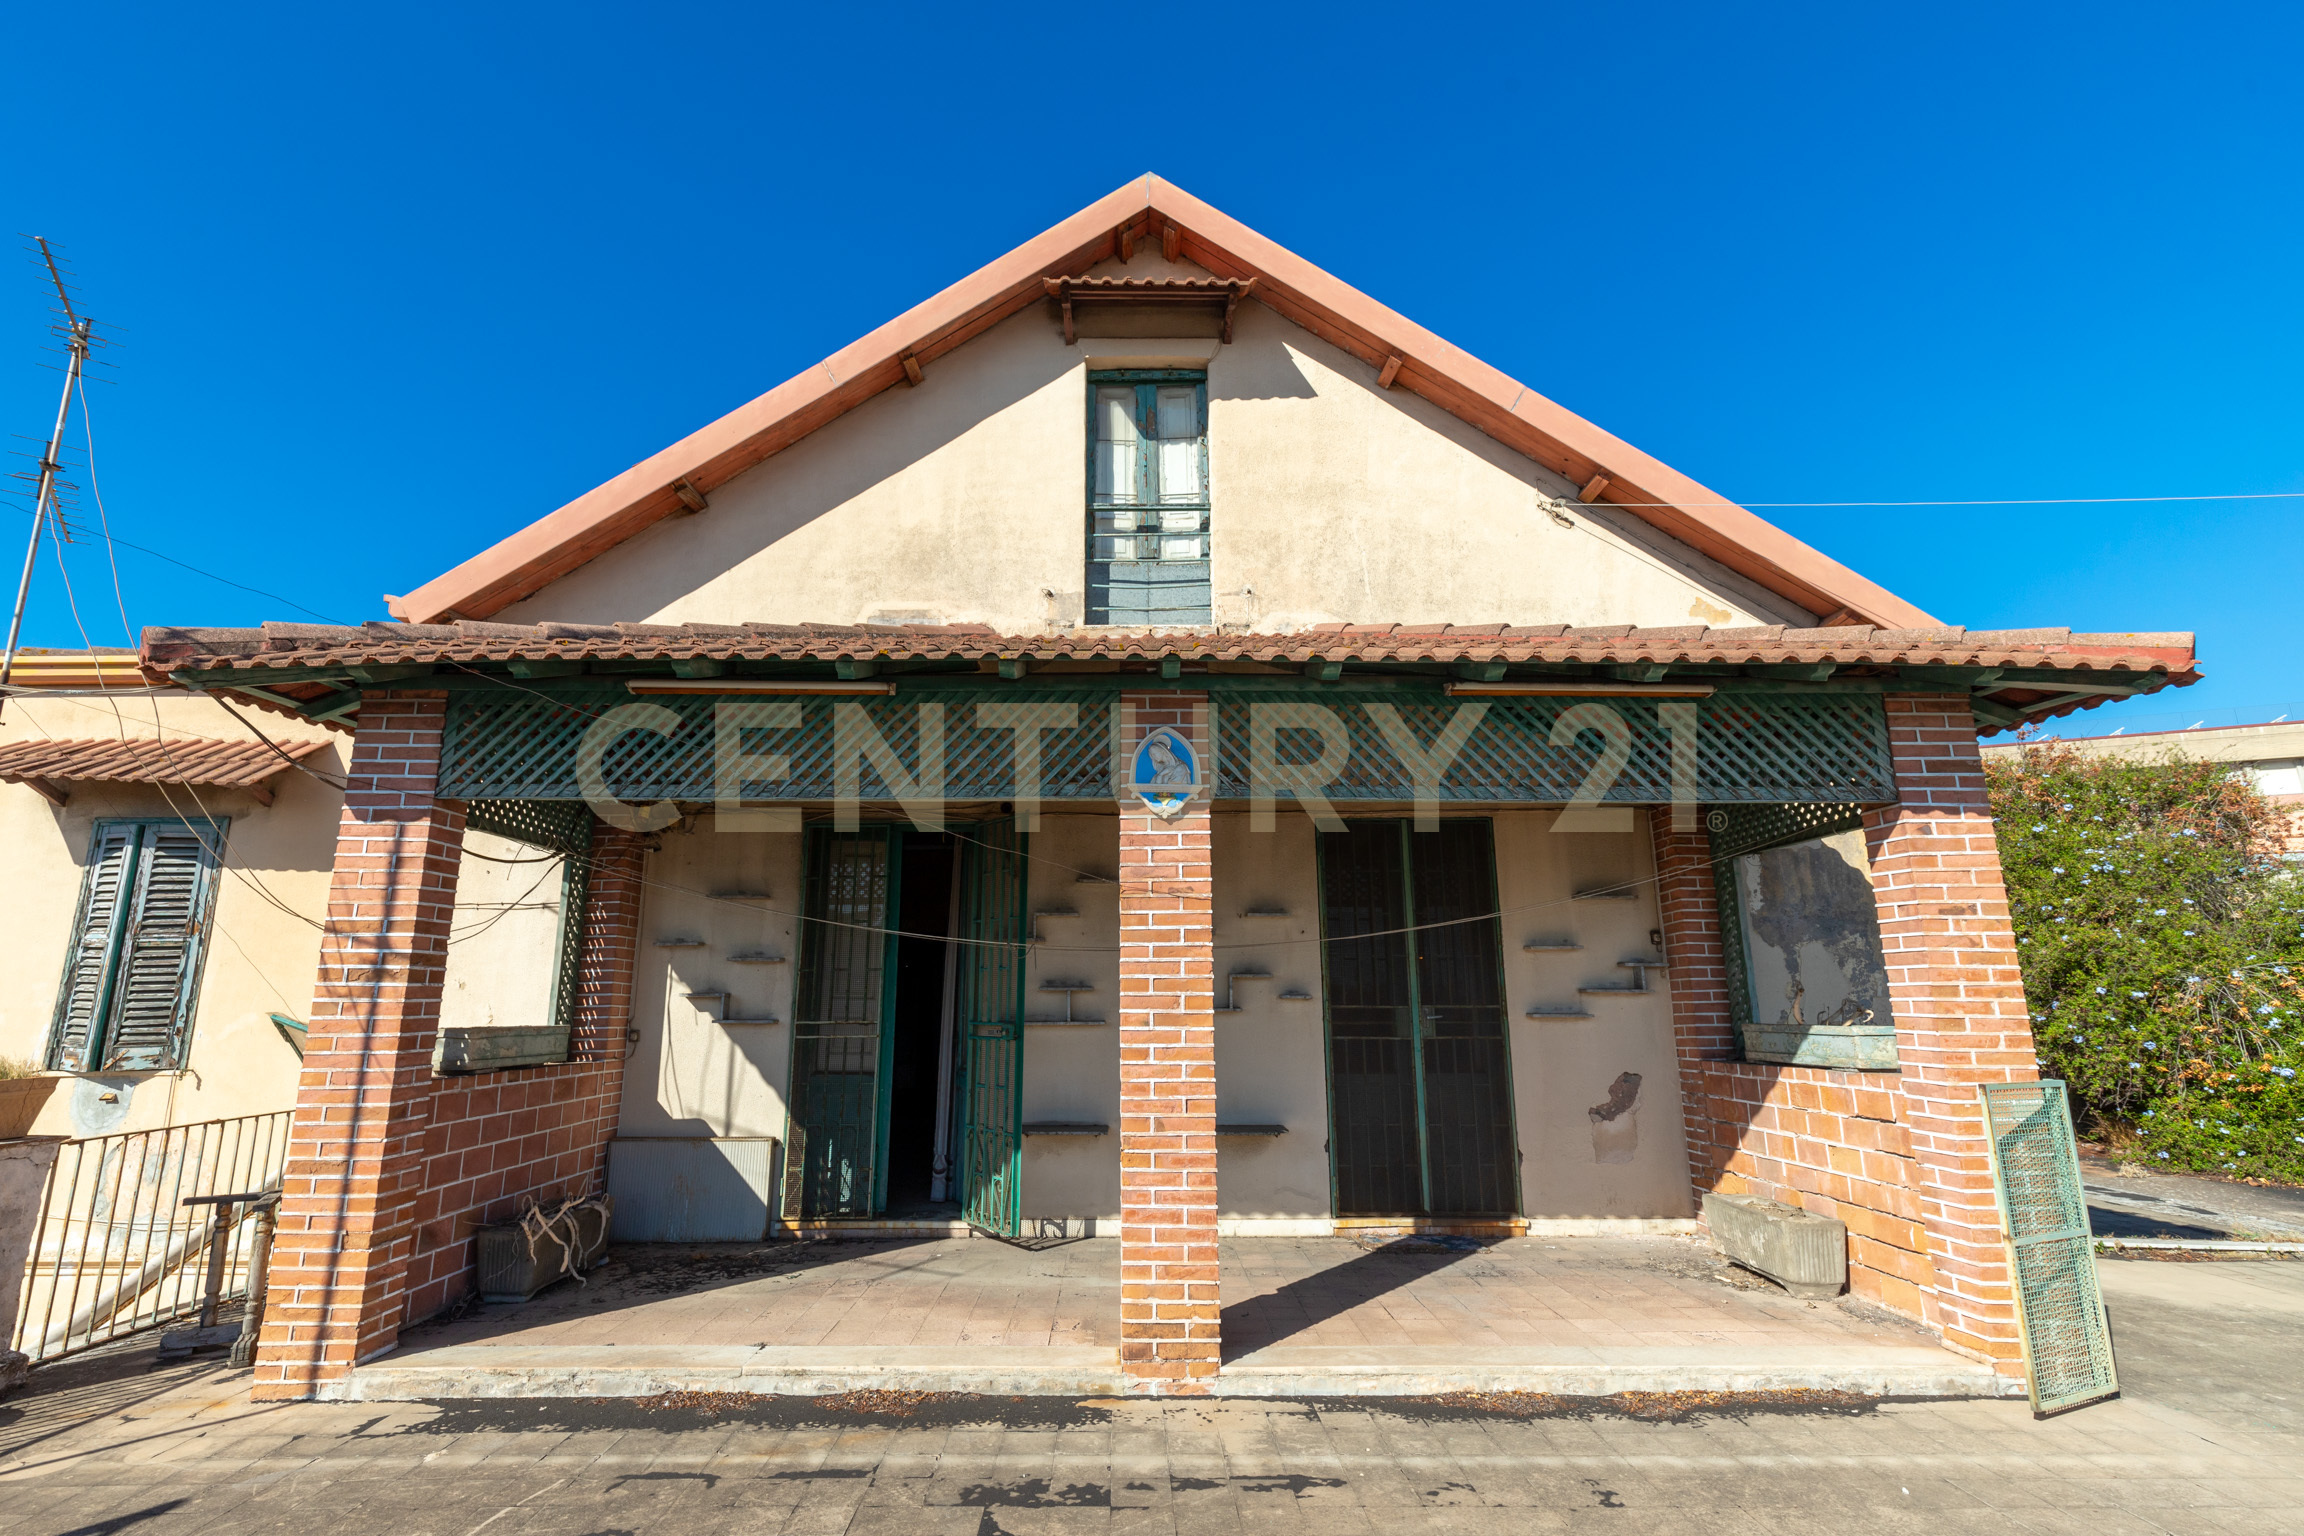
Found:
<box><xmin>3</xmin><ymin>1256</ymin><xmax>2297</xmax><ymax>1534</ymax></box>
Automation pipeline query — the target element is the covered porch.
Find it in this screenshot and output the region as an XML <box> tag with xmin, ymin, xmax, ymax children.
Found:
<box><xmin>131</xmin><ymin>619</ymin><xmax>2196</xmax><ymax>1399</ymax></box>
<box><xmin>328</xmin><ymin>1231</ymin><xmax>2009</xmax><ymax>1400</ymax></box>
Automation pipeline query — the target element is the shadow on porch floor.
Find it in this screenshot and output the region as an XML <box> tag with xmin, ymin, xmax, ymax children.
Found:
<box><xmin>336</xmin><ymin>1234</ymin><xmax>2012</xmax><ymax>1401</ymax></box>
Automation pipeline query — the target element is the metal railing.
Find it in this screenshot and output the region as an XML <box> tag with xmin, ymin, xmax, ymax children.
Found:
<box><xmin>10</xmin><ymin>1111</ymin><xmax>292</xmax><ymax>1364</ymax></box>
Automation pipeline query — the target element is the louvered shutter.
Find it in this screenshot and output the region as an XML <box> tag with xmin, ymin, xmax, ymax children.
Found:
<box><xmin>49</xmin><ymin>823</ymin><xmax>141</xmax><ymax>1071</ymax></box>
<box><xmin>101</xmin><ymin>825</ymin><xmax>222</xmax><ymax>1070</ymax></box>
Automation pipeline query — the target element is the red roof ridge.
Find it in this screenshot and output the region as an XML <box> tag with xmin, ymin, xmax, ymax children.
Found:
<box><xmin>385</xmin><ymin>175</ymin><xmax>1939</xmax><ymax>632</ymax></box>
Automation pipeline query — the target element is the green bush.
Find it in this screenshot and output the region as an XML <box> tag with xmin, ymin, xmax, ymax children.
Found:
<box><xmin>1987</xmin><ymin>740</ymin><xmax>2304</xmax><ymax>1182</ymax></box>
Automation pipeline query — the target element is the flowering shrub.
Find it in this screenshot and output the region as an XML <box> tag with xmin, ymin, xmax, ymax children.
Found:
<box><xmin>1987</xmin><ymin>739</ymin><xmax>2304</xmax><ymax>1182</ymax></box>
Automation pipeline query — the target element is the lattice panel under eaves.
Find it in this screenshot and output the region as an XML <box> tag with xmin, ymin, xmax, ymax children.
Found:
<box><xmin>432</xmin><ymin>685</ymin><xmax>1898</xmax><ymax>806</ymax></box>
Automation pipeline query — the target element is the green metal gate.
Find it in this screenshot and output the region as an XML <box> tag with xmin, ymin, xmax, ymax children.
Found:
<box><xmin>1317</xmin><ymin>819</ymin><xmax>1519</xmax><ymax>1217</ymax></box>
<box><xmin>787</xmin><ymin>828</ymin><xmax>901</xmax><ymax>1218</ymax></box>
<box><xmin>955</xmin><ymin>819</ymin><xmax>1029</xmax><ymax>1237</ymax></box>
<box><xmin>1981</xmin><ymin>1080</ymin><xmax>2120</xmax><ymax>1415</ymax></box>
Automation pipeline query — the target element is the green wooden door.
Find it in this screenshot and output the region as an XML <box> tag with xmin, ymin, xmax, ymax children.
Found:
<box><xmin>788</xmin><ymin>827</ymin><xmax>901</xmax><ymax>1218</ymax></box>
<box><xmin>956</xmin><ymin>818</ymin><xmax>1028</xmax><ymax>1237</ymax></box>
<box><xmin>1317</xmin><ymin>818</ymin><xmax>1519</xmax><ymax>1217</ymax></box>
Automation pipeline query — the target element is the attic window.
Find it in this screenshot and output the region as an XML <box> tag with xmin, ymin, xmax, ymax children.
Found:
<box><xmin>1087</xmin><ymin>370</ymin><xmax>1209</xmax><ymax>627</ymax></box>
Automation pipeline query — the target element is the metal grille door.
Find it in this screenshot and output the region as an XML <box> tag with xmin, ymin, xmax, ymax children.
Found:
<box><xmin>1410</xmin><ymin>821</ymin><xmax>1518</xmax><ymax>1215</ymax></box>
<box><xmin>1981</xmin><ymin>1080</ymin><xmax>2120</xmax><ymax>1415</ymax></box>
<box><xmin>1320</xmin><ymin>823</ymin><xmax>1424</xmax><ymax>1214</ymax></box>
<box><xmin>956</xmin><ymin>819</ymin><xmax>1028</xmax><ymax>1237</ymax></box>
<box><xmin>787</xmin><ymin>830</ymin><xmax>897</xmax><ymax>1218</ymax></box>
<box><xmin>1318</xmin><ymin>819</ymin><xmax>1518</xmax><ymax>1217</ymax></box>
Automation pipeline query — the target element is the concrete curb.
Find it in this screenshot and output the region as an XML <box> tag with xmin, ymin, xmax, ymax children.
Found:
<box><xmin>319</xmin><ymin>1341</ymin><xmax>2018</xmax><ymax>1402</ymax></box>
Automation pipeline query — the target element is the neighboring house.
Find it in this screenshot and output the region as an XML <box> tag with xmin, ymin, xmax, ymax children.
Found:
<box><xmin>1982</xmin><ymin>720</ymin><xmax>2304</xmax><ymax>861</ymax></box>
<box><xmin>113</xmin><ymin>178</ymin><xmax>2194</xmax><ymax>1400</ymax></box>
<box><xmin>1</xmin><ymin>651</ymin><xmax>578</xmax><ymax>1138</ymax></box>
<box><xmin>0</xmin><ymin>651</ymin><xmax>339</xmax><ymax>1137</ymax></box>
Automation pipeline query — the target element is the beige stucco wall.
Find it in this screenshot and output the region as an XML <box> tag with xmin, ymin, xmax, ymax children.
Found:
<box><xmin>1497</xmin><ymin>810</ymin><xmax>1694</xmax><ymax>1220</ymax></box>
<box><xmin>498</xmin><ymin>255</ymin><xmax>1807</xmax><ymax>635</ymax></box>
<box><xmin>619</xmin><ymin>817</ymin><xmax>800</xmax><ymax>1140</ymax></box>
<box><xmin>1019</xmin><ymin>813</ymin><xmax>1122</xmax><ymax>1223</ymax></box>
<box><xmin>1209</xmin><ymin>811</ymin><xmax>1332</xmax><ymax>1229</ymax></box>
<box><xmin>0</xmin><ymin>692</ymin><xmax>341</xmax><ymax>1139</ymax></box>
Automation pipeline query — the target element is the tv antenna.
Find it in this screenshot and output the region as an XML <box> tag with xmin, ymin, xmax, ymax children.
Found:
<box><xmin>1</xmin><ymin>235</ymin><xmax>101</xmax><ymax>688</ymax></box>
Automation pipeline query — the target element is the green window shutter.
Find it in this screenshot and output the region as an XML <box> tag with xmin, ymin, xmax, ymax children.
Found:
<box><xmin>49</xmin><ymin>820</ymin><xmax>224</xmax><ymax>1073</ymax></box>
<box><xmin>102</xmin><ymin>824</ymin><xmax>223</xmax><ymax>1071</ymax></box>
<box><xmin>49</xmin><ymin>823</ymin><xmax>142</xmax><ymax>1071</ymax></box>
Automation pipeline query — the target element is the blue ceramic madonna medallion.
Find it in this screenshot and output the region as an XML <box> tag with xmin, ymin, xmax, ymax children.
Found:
<box><xmin>1130</xmin><ymin>726</ymin><xmax>1201</xmax><ymax>819</ymax></box>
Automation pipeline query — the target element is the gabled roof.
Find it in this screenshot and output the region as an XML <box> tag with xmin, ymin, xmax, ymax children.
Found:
<box><xmin>387</xmin><ymin>177</ymin><xmax>1940</xmax><ymax>631</ymax></box>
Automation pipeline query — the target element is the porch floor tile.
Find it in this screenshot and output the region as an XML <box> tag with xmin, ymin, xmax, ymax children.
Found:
<box><xmin>346</xmin><ymin>1232</ymin><xmax>2008</xmax><ymax>1401</ymax></box>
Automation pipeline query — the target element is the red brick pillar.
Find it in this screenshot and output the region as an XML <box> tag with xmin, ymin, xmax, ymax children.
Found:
<box><xmin>1117</xmin><ymin>693</ymin><xmax>1218</xmax><ymax>1394</ymax></box>
<box><xmin>1650</xmin><ymin>812</ymin><xmax>1735</xmax><ymax>1185</ymax></box>
<box><xmin>252</xmin><ymin>693</ymin><xmax>462</xmax><ymax>1401</ymax></box>
<box><xmin>1864</xmin><ymin>694</ymin><xmax>2038</xmax><ymax>1371</ymax></box>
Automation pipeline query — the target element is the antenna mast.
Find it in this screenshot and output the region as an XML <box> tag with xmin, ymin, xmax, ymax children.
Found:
<box><xmin>0</xmin><ymin>236</ymin><xmax>95</xmax><ymax>687</ymax></box>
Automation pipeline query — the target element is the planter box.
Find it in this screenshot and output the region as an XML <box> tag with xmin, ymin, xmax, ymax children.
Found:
<box><xmin>1704</xmin><ymin>1192</ymin><xmax>1847</xmax><ymax>1298</ymax></box>
<box><xmin>475</xmin><ymin>1201</ymin><xmax>611</xmax><ymax>1302</ymax></box>
<box><xmin>435</xmin><ymin>1025</ymin><xmax>569</xmax><ymax>1075</ymax></box>
<box><xmin>1743</xmin><ymin>1020</ymin><xmax>1900</xmax><ymax>1072</ymax></box>
<box><xmin>0</xmin><ymin>1077</ymin><xmax>59</xmax><ymax>1139</ymax></box>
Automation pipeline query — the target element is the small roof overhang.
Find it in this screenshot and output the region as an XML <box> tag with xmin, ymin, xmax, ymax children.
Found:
<box><xmin>0</xmin><ymin>736</ymin><xmax>328</xmax><ymax>808</ymax></box>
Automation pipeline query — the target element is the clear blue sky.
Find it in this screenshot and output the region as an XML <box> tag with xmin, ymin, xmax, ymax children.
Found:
<box><xmin>5</xmin><ymin>2</ymin><xmax>2298</xmax><ymax>733</ymax></box>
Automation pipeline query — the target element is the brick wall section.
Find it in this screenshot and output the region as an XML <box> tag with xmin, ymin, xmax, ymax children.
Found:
<box><xmin>1652</xmin><ymin>695</ymin><xmax>2041</xmax><ymax>1369</ymax></box>
<box><xmin>398</xmin><ymin>826</ymin><xmax>645</xmax><ymax>1323</ymax></box>
<box><xmin>253</xmin><ymin>693</ymin><xmax>466</xmax><ymax>1401</ymax></box>
<box><xmin>1117</xmin><ymin>693</ymin><xmax>1218</xmax><ymax>1394</ymax></box>
<box><xmin>253</xmin><ymin>712</ymin><xmax>647</xmax><ymax>1401</ymax></box>
<box><xmin>1651</xmin><ymin>815</ymin><xmax>1944</xmax><ymax>1322</ymax></box>
<box><xmin>1862</xmin><ymin>693</ymin><xmax>2038</xmax><ymax>1367</ymax></box>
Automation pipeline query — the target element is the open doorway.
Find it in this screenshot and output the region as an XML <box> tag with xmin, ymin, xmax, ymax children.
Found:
<box><xmin>885</xmin><ymin>831</ymin><xmax>956</xmax><ymax>1213</ymax></box>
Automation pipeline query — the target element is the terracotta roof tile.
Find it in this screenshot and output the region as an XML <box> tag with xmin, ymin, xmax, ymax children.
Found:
<box><xmin>140</xmin><ymin>620</ymin><xmax>2201</xmax><ymax>682</ymax></box>
<box><xmin>0</xmin><ymin>736</ymin><xmax>326</xmax><ymax>789</ymax></box>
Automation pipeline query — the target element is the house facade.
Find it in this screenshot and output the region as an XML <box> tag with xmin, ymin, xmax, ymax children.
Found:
<box><xmin>115</xmin><ymin>178</ymin><xmax>2195</xmax><ymax>1399</ymax></box>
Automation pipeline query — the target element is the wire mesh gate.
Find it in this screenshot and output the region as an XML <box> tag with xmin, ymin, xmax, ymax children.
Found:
<box><xmin>955</xmin><ymin>819</ymin><xmax>1028</xmax><ymax>1237</ymax></box>
<box><xmin>11</xmin><ymin>1112</ymin><xmax>290</xmax><ymax>1364</ymax></box>
<box><xmin>1981</xmin><ymin>1080</ymin><xmax>2120</xmax><ymax>1415</ymax></box>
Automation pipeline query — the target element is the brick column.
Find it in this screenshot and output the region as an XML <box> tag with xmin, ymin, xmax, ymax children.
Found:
<box><xmin>1117</xmin><ymin>693</ymin><xmax>1218</xmax><ymax>1394</ymax></box>
<box><xmin>253</xmin><ymin>693</ymin><xmax>461</xmax><ymax>1401</ymax></box>
<box><xmin>1863</xmin><ymin>694</ymin><xmax>2038</xmax><ymax>1370</ymax></box>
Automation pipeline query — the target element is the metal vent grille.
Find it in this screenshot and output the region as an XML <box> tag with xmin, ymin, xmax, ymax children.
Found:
<box><xmin>434</xmin><ymin>686</ymin><xmax>1896</xmax><ymax>806</ymax></box>
<box><xmin>1981</xmin><ymin>1080</ymin><xmax>2120</xmax><ymax>1415</ymax></box>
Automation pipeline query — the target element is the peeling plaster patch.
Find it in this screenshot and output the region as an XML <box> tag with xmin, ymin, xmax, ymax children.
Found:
<box><xmin>1687</xmin><ymin>598</ymin><xmax>1733</xmax><ymax>625</ymax></box>
<box><xmin>70</xmin><ymin>1076</ymin><xmax>136</xmax><ymax>1137</ymax></box>
<box><xmin>1588</xmin><ymin>1071</ymin><xmax>1642</xmax><ymax>1164</ymax></box>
